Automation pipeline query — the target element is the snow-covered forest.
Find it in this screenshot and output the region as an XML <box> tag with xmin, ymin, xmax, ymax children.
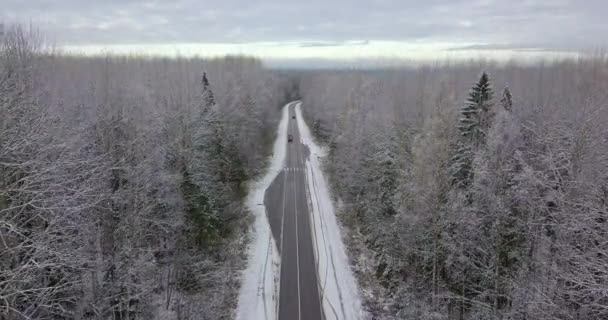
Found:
<box><xmin>299</xmin><ymin>57</ymin><xmax>608</xmax><ymax>319</ymax></box>
<box><xmin>2</xmin><ymin>21</ymin><xmax>608</xmax><ymax>320</ymax></box>
<box><xmin>0</xmin><ymin>26</ymin><xmax>290</xmax><ymax>319</ymax></box>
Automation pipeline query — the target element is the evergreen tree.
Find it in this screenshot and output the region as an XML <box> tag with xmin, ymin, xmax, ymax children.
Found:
<box><xmin>449</xmin><ymin>142</ymin><xmax>474</xmax><ymax>187</ymax></box>
<box><xmin>451</xmin><ymin>72</ymin><xmax>494</xmax><ymax>187</ymax></box>
<box><xmin>180</xmin><ymin>169</ymin><xmax>220</xmax><ymax>247</ymax></box>
<box><xmin>500</xmin><ymin>86</ymin><xmax>513</xmax><ymax>112</ymax></box>
<box><xmin>201</xmin><ymin>72</ymin><xmax>216</xmax><ymax>108</ymax></box>
<box><xmin>458</xmin><ymin>72</ymin><xmax>494</xmax><ymax>145</ymax></box>
<box><xmin>184</xmin><ymin>72</ymin><xmax>226</xmax><ymax>247</ymax></box>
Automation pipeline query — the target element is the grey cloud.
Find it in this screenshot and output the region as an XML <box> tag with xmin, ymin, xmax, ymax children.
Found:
<box><xmin>446</xmin><ymin>43</ymin><xmax>581</xmax><ymax>53</ymax></box>
<box><xmin>1</xmin><ymin>0</ymin><xmax>607</xmax><ymax>49</ymax></box>
<box><xmin>298</xmin><ymin>40</ymin><xmax>370</xmax><ymax>48</ymax></box>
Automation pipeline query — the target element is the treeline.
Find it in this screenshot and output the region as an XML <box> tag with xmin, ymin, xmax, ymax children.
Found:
<box><xmin>299</xmin><ymin>57</ymin><xmax>608</xmax><ymax>319</ymax></box>
<box><xmin>0</xmin><ymin>26</ymin><xmax>288</xmax><ymax>319</ymax></box>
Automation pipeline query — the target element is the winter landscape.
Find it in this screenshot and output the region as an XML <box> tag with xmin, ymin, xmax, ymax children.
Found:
<box><xmin>1</xmin><ymin>1</ymin><xmax>608</xmax><ymax>320</ymax></box>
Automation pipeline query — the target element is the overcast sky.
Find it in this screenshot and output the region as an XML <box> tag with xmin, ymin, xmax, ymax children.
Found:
<box><xmin>2</xmin><ymin>0</ymin><xmax>606</xmax><ymax>62</ymax></box>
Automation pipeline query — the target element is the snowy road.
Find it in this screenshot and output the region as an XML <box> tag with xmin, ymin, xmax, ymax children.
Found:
<box><xmin>265</xmin><ymin>103</ymin><xmax>324</xmax><ymax>320</ymax></box>
<box><xmin>236</xmin><ymin>101</ymin><xmax>363</xmax><ymax>320</ymax></box>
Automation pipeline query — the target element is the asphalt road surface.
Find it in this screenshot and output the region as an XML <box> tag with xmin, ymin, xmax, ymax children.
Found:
<box><xmin>264</xmin><ymin>102</ymin><xmax>324</xmax><ymax>320</ymax></box>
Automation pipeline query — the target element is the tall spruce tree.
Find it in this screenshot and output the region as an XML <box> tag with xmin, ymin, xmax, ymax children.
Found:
<box><xmin>184</xmin><ymin>72</ymin><xmax>225</xmax><ymax>247</ymax></box>
<box><xmin>450</xmin><ymin>72</ymin><xmax>494</xmax><ymax>187</ymax></box>
<box><xmin>202</xmin><ymin>72</ymin><xmax>216</xmax><ymax>108</ymax></box>
<box><xmin>458</xmin><ymin>72</ymin><xmax>494</xmax><ymax>145</ymax></box>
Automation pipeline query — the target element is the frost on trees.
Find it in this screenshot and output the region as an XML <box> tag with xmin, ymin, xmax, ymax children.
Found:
<box><xmin>185</xmin><ymin>72</ymin><xmax>225</xmax><ymax>247</ymax></box>
<box><xmin>450</xmin><ymin>72</ymin><xmax>494</xmax><ymax>188</ymax></box>
<box><xmin>500</xmin><ymin>87</ymin><xmax>513</xmax><ymax>112</ymax></box>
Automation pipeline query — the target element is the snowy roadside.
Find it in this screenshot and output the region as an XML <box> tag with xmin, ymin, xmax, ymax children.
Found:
<box><xmin>235</xmin><ymin>103</ymin><xmax>291</xmax><ymax>320</ymax></box>
<box><xmin>295</xmin><ymin>102</ymin><xmax>365</xmax><ymax>320</ymax></box>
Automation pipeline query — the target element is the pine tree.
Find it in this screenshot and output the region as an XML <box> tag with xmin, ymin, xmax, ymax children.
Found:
<box><xmin>195</xmin><ymin>71</ymin><xmax>222</xmax><ymax>171</ymax></box>
<box><xmin>201</xmin><ymin>72</ymin><xmax>216</xmax><ymax>108</ymax></box>
<box><xmin>184</xmin><ymin>72</ymin><xmax>225</xmax><ymax>247</ymax></box>
<box><xmin>451</xmin><ymin>72</ymin><xmax>494</xmax><ymax>187</ymax></box>
<box><xmin>181</xmin><ymin>169</ymin><xmax>220</xmax><ymax>247</ymax></box>
<box><xmin>458</xmin><ymin>72</ymin><xmax>494</xmax><ymax>145</ymax></box>
<box><xmin>500</xmin><ymin>87</ymin><xmax>513</xmax><ymax>112</ymax></box>
<box><xmin>449</xmin><ymin>142</ymin><xmax>474</xmax><ymax>187</ymax></box>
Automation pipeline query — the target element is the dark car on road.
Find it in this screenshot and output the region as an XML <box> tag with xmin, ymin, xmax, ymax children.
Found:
<box><xmin>288</xmin><ymin>134</ymin><xmax>293</xmax><ymax>142</ymax></box>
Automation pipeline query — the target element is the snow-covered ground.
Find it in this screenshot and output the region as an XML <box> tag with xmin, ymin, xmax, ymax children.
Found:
<box><xmin>235</xmin><ymin>104</ymin><xmax>290</xmax><ymax>320</ymax></box>
<box><xmin>295</xmin><ymin>102</ymin><xmax>365</xmax><ymax>320</ymax></box>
